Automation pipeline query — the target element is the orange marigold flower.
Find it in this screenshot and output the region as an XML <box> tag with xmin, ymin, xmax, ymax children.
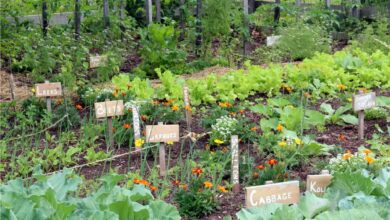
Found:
<box><xmin>139</xmin><ymin>179</ymin><xmax>150</xmax><ymax>187</ymax></box>
<box><xmin>363</xmin><ymin>149</ymin><xmax>372</xmax><ymax>156</ymax></box>
<box><xmin>342</xmin><ymin>153</ymin><xmax>352</xmax><ymax>160</ymax></box>
<box><xmin>133</xmin><ymin>178</ymin><xmax>141</xmax><ymax>184</ymax></box>
<box><xmin>172</xmin><ymin>180</ymin><xmax>180</xmax><ymax>187</ymax></box>
<box><xmin>268</xmin><ymin>159</ymin><xmax>278</xmax><ymax>166</ymax></box>
<box><xmin>121</xmin><ymin>92</ymin><xmax>126</xmax><ymax>96</ymax></box>
<box><xmin>338</xmin><ymin>134</ymin><xmax>346</xmax><ymax>142</ymax></box>
<box><xmin>226</xmin><ymin>102</ymin><xmax>232</xmax><ymax>108</ymax></box>
<box><xmin>365</xmin><ymin>156</ymin><xmax>375</xmax><ymax>164</ymax></box>
<box><xmin>180</xmin><ymin>184</ymin><xmax>188</xmax><ymax>191</ymax></box>
<box><xmin>345</xmin><ymin>149</ymin><xmax>352</xmax><ymax>154</ymax></box>
<box><xmin>218</xmin><ymin>102</ymin><xmax>227</xmax><ymax>108</ymax></box>
<box><xmin>304</xmin><ymin>92</ymin><xmax>311</xmax><ymax>98</ymax></box>
<box><xmin>204</xmin><ymin>181</ymin><xmax>213</xmax><ymax>188</ymax></box>
<box><xmin>229</xmin><ymin>112</ymin><xmax>237</xmax><ymax>117</ymax></box>
<box><xmin>218</xmin><ymin>185</ymin><xmax>228</xmax><ymax>193</ymax></box>
<box><xmin>149</xmin><ymin>185</ymin><xmax>157</xmax><ymax>192</ymax></box>
<box><xmin>192</xmin><ymin>167</ymin><xmax>203</xmax><ymax>175</ymax></box>
<box><xmin>141</xmin><ymin>115</ymin><xmax>148</xmax><ymax>121</ymax></box>
<box><xmin>164</xmin><ymin>99</ymin><xmax>173</xmax><ymax>106</ymax></box>
<box><xmin>171</xmin><ymin>105</ymin><xmax>179</xmax><ymax>111</ymax></box>
<box><xmin>123</xmin><ymin>123</ymin><xmax>131</xmax><ymax>129</ymax></box>
<box><xmin>250</xmin><ymin>127</ymin><xmax>258</xmax><ymax>132</ymax></box>
<box><xmin>239</xmin><ymin>109</ymin><xmax>245</xmax><ymax>114</ymax></box>
<box><xmin>256</xmin><ymin>164</ymin><xmax>265</xmax><ymax>170</ymax></box>
<box><xmin>253</xmin><ymin>172</ymin><xmax>259</xmax><ymax>178</ymax></box>
<box><xmin>112</xmin><ymin>92</ymin><xmax>118</xmax><ymax>97</ymax></box>
<box><xmin>185</xmin><ymin>105</ymin><xmax>192</xmax><ymax>111</ymax></box>
<box><xmin>276</xmin><ymin>124</ymin><xmax>284</xmax><ymax>132</ymax></box>
<box><xmin>75</xmin><ymin>104</ymin><xmax>83</xmax><ymax>110</ymax></box>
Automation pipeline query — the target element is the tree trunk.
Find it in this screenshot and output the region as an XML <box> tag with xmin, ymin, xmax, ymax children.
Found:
<box><xmin>155</xmin><ymin>0</ymin><xmax>161</xmax><ymax>23</ymax></box>
<box><xmin>42</xmin><ymin>0</ymin><xmax>48</xmax><ymax>37</ymax></box>
<box><xmin>75</xmin><ymin>0</ymin><xmax>81</xmax><ymax>40</ymax></box>
<box><xmin>103</xmin><ymin>0</ymin><xmax>109</xmax><ymax>28</ymax></box>
<box><xmin>195</xmin><ymin>0</ymin><xmax>202</xmax><ymax>57</ymax></box>
<box><xmin>274</xmin><ymin>0</ymin><xmax>281</xmax><ymax>25</ymax></box>
<box><xmin>243</xmin><ymin>0</ymin><xmax>249</xmax><ymax>59</ymax></box>
<box><xmin>179</xmin><ymin>0</ymin><xmax>185</xmax><ymax>41</ymax></box>
<box><xmin>145</xmin><ymin>0</ymin><xmax>153</xmax><ymax>24</ymax></box>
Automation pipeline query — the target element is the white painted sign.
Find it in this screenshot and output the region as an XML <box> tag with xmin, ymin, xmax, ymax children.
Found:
<box><xmin>94</xmin><ymin>100</ymin><xmax>124</xmax><ymax>118</ymax></box>
<box><xmin>266</xmin><ymin>35</ymin><xmax>281</xmax><ymax>46</ymax></box>
<box><xmin>145</xmin><ymin>125</ymin><xmax>180</xmax><ymax>143</ymax></box>
<box><xmin>245</xmin><ymin>181</ymin><xmax>300</xmax><ymax>208</ymax></box>
<box><xmin>353</xmin><ymin>92</ymin><xmax>376</xmax><ymax>112</ymax></box>
<box><xmin>306</xmin><ymin>172</ymin><xmax>332</xmax><ymax>196</ymax></box>
<box><xmin>35</xmin><ymin>82</ymin><xmax>62</xmax><ymax>97</ymax></box>
<box><xmin>132</xmin><ymin>105</ymin><xmax>141</xmax><ymax>139</ymax></box>
<box><xmin>89</xmin><ymin>55</ymin><xmax>107</xmax><ymax>68</ymax></box>
<box><xmin>231</xmin><ymin>135</ymin><xmax>239</xmax><ymax>185</ymax></box>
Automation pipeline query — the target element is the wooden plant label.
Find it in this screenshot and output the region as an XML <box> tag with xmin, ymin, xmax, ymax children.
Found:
<box><xmin>306</xmin><ymin>170</ymin><xmax>332</xmax><ymax>196</ymax></box>
<box><xmin>353</xmin><ymin>92</ymin><xmax>376</xmax><ymax>112</ymax></box>
<box><xmin>35</xmin><ymin>82</ymin><xmax>62</xmax><ymax>97</ymax></box>
<box><xmin>94</xmin><ymin>100</ymin><xmax>124</xmax><ymax>118</ymax></box>
<box><xmin>145</xmin><ymin>124</ymin><xmax>180</xmax><ymax>143</ymax></box>
<box><xmin>266</xmin><ymin>35</ymin><xmax>281</xmax><ymax>46</ymax></box>
<box><xmin>183</xmin><ymin>85</ymin><xmax>192</xmax><ymax>129</ymax></box>
<box><xmin>89</xmin><ymin>55</ymin><xmax>107</xmax><ymax>68</ymax></box>
<box><xmin>245</xmin><ymin>181</ymin><xmax>300</xmax><ymax>208</ymax></box>
<box><xmin>132</xmin><ymin>105</ymin><xmax>141</xmax><ymax>140</ymax></box>
<box><xmin>231</xmin><ymin>135</ymin><xmax>240</xmax><ymax>193</ymax></box>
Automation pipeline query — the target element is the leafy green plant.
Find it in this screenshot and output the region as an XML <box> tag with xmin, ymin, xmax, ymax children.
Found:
<box><xmin>320</xmin><ymin>103</ymin><xmax>358</xmax><ymax>125</ymax></box>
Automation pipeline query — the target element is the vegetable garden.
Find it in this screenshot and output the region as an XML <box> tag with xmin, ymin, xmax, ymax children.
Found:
<box><xmin>1</xmin><ymin>0</ymin><xmax>390</xmax><ymax>219</ymax></box>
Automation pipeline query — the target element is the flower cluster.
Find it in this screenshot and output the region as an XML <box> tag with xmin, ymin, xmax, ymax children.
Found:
<box><xmin>327</xmin><ymin>148</ymin><xmax>377</xmax><ymax>174</ymax></box>
<box><xmin>211</xmin><ymin>115</ymin><xmax>238</xmax><ymax>142</ymax></box>
<box><xmin>133</xmin><ymin>178</ymin><xmax>157</xmax><ymax>192</ymax></box>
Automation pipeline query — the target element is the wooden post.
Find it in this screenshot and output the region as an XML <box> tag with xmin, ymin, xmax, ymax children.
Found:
<box><xmin>145</xmin><ymin>0</ymin><xmax>153</xmax><ymax>24</ymax></box>
<box><xmin>243</xmin><ymin>0</ymin><xmax>249</xmax><ymax>59</ymax></box>
<box><xmin>106</xmin><ymin>100</ymin><xmax>114</xmax><ymax>147</ymax></box>
<box><xmin>183</xmin><ymin>86</ymin><xmax>192</xmax><ymax>131</ymax></box>
<box><xmin>357</xmin><ymin>90</ymin><xmax>364</xmax><ymax>140</ymax></box>
<box><xmin>132</xmin><ymin>105</ymin><xmax>141</xmax><ymax>140</ymax></box>
<box><xmin>9</xmin><ymin>73</ymin><xmax>16</xmax><ymax>101</ymax></box>
<box><xmin>179</xmin><ymin>0</ymin><xmax>185</xmax><ymax>41</ymax></box>
<box><xmin>158</xmin><ymin>122</ymin><xmax>166</xmax><ymax>176</ymax></box>
<box><xmin>155</xmin><ymin>0</ymin><xmax>161</xmax><ymax>23</ymax></box>
<box><xmin>42</xmin><ymin>0</ymin><xmax>48</xmax><ymax>37</ymax></box>
<box><xmin>274</xmin><ymin>0</ymin><xmax>281</xmax><ymax>25</ymax></box>
<box><xmin>103</xmin><ymin>0</ymin><xmax>110</xmax><ymax>28</ymax></box>
<box><xmin>44</xmin><ymin>80</ymin><xmax>52</xmax><ymax>113</ymax></box>
<box><xmin>195</xmin><ymin>0</ymin><xmax>202</xmax><ymax>57</ymax></box>
<box><xmin>75</xmin><ymin>0</ymin><xmax>81</xmax><ymax>40</ymax></box>
<box><xmin>326</xmin><ymin>0</ymin><xmax>331</xmax><ymax>8</ymax></box>
<box><xmin>231</xmin><ymin>135</ymin><xmax>240</xmax><ymax>193</ymax></box>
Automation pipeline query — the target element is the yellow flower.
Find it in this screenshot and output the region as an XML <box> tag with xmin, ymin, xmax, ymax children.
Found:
<box><xmin>166</xmin><ymin>141</ymin><xmax>174</xmax><ymax>145</ymax></box>
<box><xmin>287</xmin><ymin>105</ymin><xmax>294</xmax><ymax>109</ymax></box>
<box><xmin>365</xmin><ymin>156</ymin><xmax>375</xmax><ymax>165</ymax></box>
<box><xmin>135</xmin><ymin>139</ymin><xmax>145</xmax><ymax>148</ymax></box>
<box><xmin>204</xmin><ymin>181</ymin><xmax>213</xmax><ymax>188</ymax></box>
<box><xmin>347</xmin><ymin>98</ymin><xmax>352</xmax><ymax>102</ymax></box>
<box><xmin>171</xmin><ymin>105</ymin><xmax>179</xmax><ymax>111</ymax></box>
<box><xmin>337</xmin><ymin>84</ymin><xmax>347</xmax><ymax>91</ymax></box>
<box><xmin>31</xmin><ymin>88</ymin><xmax>36</xmax><ymax>93</ymax></box>
<box><xmin>278</xmin><ymin>141</ymin><xmax>287</xmax><ymax>147</ymax></box>
<box><xmin>214</xmin><ymin>139</ymin><xmax>224</xmax><ymax>145</ymax></box>
<box><xmin>294</xmin><ymin>138</ymin><xmax>302</xmax><ymax>145</ymax></box>
<box><xmin>217</xmin><ymin>185</ymin><xmax>228</xmax><ymax>193</ymax></box>
<box><xmin>185</xmin><ymin>105</ymin><xmax>192</xmax><ymax>112</ymax></box>
<box><xmin>342</xmin><ymin>153</ymin><xmax>352</xmax><ymax>160</ymax></box>
<box><xmin>276</xmin><ymin>124</ymin><xmax>284</xmax><ymax>132</ymax></box>
<box><xmin>363</xmin><ymin>149</ymin><xmax>371</xmax><ymax>156</ymax></box>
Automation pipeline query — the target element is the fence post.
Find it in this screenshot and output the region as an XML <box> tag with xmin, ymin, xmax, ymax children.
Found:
<box><xmin>195</xmin><ymin>0</ymin><xmax>202</xmax><ymax>57</ymax></box>
<box><xmin>179</xmin><ymin>0</ymin><xmax>185</xmax><ymax>41</ymax></box>
<box><xmin>274</xmin><ymin>0</ymin><xmax>281</xmax><ymax>25</ymax></box>
<box><xmin>42</xmin><ymin>0</ymin><xmax>48</xmax><ymax>37</ymax></box>
<box><xmin>155</xmin><ymin>0</ymin><xmax>161</xmax><ymax>23</ymax></box>
<box><xmin>103</xmin><ymin>0</ymin><xmax>109</xmax><ymax>28</ymax></box>
<box><xmin>75</xmin><ymin>0</ymin><xmax>81</xmax><ymax>40</ymax></box>
<box><xmin>145</xmin><ymin>0</ymin><xmax>153</xmax><ymax>24</ymax></box>
<box><xmin>326</xmin><ymin>0</ymin><xmax>331</xmax><ymax>8</ymax></box>
<box><xmin>243</xmin><ymin>0</ymin><xmax>249</xmax><ymax>59</ymax></box>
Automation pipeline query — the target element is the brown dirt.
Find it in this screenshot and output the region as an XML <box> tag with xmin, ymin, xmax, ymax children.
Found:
<box><xmin>0</xmin><ymin>71</ymin><xmax>33</xmax><ymax>102</ymax></box>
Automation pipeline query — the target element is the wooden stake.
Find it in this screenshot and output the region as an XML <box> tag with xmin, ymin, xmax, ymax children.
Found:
<box><xmin>183</xmin><ymin>86</ymin><xmax>192</xmax><ymax>131</ymax></box>
<box><xmin>158</xmin><ymin>122</ymin><xmax>166</xmax><ymax>176</ymax></box>
<box><xmin>231</xmin><ymin>135</ymin><xmax>240</xmax><ymax>193</ymax></box>
<box><xmin>44</xmin><ymin>80</ymin><xmax>52</xmax><ymax>113</ymax></box>
<box><xmin>357</xmin><ymin>90</ymin><xmax>364</xmax><ymax>140</ymax></box>
<box><xmin>105</xmin><ymin>99</ymin><xmax>114</xmax><ymax>147</ymax></box>
<box><xmin>132</xmin><ymin>105</ymin><xmax>141</xmax><ymax>140</ymax></box>
<box><xmin>9</xmin><ymin>73</ymin><xmax>16</xmax><ymax>101</ymax></box>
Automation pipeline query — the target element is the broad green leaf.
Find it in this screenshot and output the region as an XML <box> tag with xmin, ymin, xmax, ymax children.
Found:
<box><xmin>260</xmin><ymin>118</ymin><xmax>279</xmax><ymax>132</ymax></box>
<box><xmin>376</xmin><ymin>96</ymin><xmax>390</xmax><ymax>108</ymax></box>
<box><xmin>332</xmin><ymin>172</ymin><xmax>377</xmax><ymax>195</ymax></box>
<box><xmin>148</xmin><ymin>200</ymin><xmax>181</xmax><ymax>220</ymax></box>
<box><xmin>340</xmin><ymin>114</ymin><xmax>358</xmax><ymax>125</ymax></box>
<box><xmin>273</xmin><ymin>204</ymin><xmax>303</xmax><ymax>220</ymax></box>
<box><xmin>315</xmin><ymin>208</ymin><xmax>382</xmax><ymax>220</ymax></box>
<box><xmin>236</xmin><ymin>204</ymin><xmax>283</xmax><ymax>220</ymax></box>
<box><xmin>298</xmin><ymin>192</ymin><xmax>330</xmax><ymax>219</ymax></box>
<box><xmin>112</xmin><ymin>74</ymin><xmax>130</xmax><ymax>91</ymax></box>
<box><xmin>320</xmin><ymin>103</ymin><xmax>335</xmax><ymax>115</ymax></box>
<box><xmin>109</xmin><ymin>201</ymin><xmax>149</xmax><ymax>220</ymax></box>
<box><xmin>250</xmin><ymin>105</ymin><xmax>272</xmax><ymax>117</ymax></box>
